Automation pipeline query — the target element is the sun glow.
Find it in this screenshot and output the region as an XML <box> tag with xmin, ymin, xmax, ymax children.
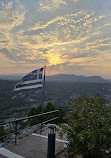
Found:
<box><xmin>47</xmin><ymin>53</ymin><xmax>66</xmax><ymax>65</ymax></box>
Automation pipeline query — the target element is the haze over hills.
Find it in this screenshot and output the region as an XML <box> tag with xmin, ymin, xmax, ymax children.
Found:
<box><xmin>0</xmin><ymin>73</ymin><xmax>110</xmax><ymax>83</ymax></box>
<box><xmin>0</xmin><ymin>74</ymin><xmax>24</xmax><ymax>81</ymax></box>
<box><xmin>46</xmin><ymin>74</ymin><xmax>109</xmax><ymax>83</ymax></box>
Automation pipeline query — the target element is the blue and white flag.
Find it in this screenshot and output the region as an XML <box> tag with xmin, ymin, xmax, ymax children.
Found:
<box><xmin>14</xmin><ymin>67</ymin><xmax>45</xmax><ymax>91</ymax></box>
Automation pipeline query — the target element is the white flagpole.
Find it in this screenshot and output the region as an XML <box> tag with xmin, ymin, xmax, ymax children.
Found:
<box><xmin>43</xmin><ymin>65</ymin><xmax>46</xmax><ymax>107</ymax></box>
<box><xmin>41</xmin><ymin>66</ymin><xmax>46</xmax><ymax>133</ymax></box>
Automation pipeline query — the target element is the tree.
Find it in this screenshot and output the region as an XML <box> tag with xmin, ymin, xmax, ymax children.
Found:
<box><xmin>43</xmin><ymin>102</ymin><xmax>57</xmax><ymax>122</ymax></box>
<box><xmin>28</xmin><ymin>102</ymin><xmax>66</xmax><ymax>125</ymax></box>
<box><xmin>61</xmin><ymin>95</ymin><xmax>111</xmax><ymax>158</ymax></box>
<box><xmin>28</xmin><ymin>105</ymin><xmax>42</xmax><ymax>125</ymax></box>
<box><xmin>58</xmin><ymin>106</ymin><xmax>66</xmax><ymax>123</ymax></box>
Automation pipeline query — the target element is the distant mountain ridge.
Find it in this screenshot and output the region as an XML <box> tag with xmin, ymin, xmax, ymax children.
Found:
<box><xmin>0</xmin><ymin>74</ymin><xmax>24</xmax><ymax>81</ymax></box>
<box><xmin>0</xmin><ymin>73</ymin><xmax>110</xmax><ymax>83</ymax></box>
<box><xmin>46</xmin><ymin>74</ymin><xmax>109</xmax><ymax>83</ymax></box>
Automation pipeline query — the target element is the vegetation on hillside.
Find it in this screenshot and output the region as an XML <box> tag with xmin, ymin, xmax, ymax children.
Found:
<box><xmin>0</xmin><ymin>79</ymin><xmax>111</xmax><ymax>122</ymax></box>
<box><xmin>28</xmin><ymin>102</ymin><xmax>66</xmax><ymax>125</ymax></box>
<box><xmin>0</xmin><ymin>126</ymin><xmax>6</xmax><ymax>141</ymax></box>
<box><xmin>60</xmin><ymin>95</ymin><xmax>111</xmax><ymax>158</ymax></box>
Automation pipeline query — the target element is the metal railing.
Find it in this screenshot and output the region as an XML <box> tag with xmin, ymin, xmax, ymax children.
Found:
<box><xmin>0</xmin><ymin>110</ymin><xmax>59</xmax><ymax>144</ymax></box>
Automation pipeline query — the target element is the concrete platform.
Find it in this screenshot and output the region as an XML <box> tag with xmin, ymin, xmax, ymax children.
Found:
<box><xmin>0</xmin><ymin>155</ymin><xmax>6</xmax><ymax>158</ymax></box>
<box><xmin>0</xmin><ymin>131</ymin><xmax>68</xmax><ymax>158</ymax></box>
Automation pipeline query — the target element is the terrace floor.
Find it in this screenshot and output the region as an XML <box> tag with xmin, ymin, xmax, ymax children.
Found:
<box><xmin>0</xmin><ymin>128</ymin><xmax>68</xmax><ymax>158</ymax></box>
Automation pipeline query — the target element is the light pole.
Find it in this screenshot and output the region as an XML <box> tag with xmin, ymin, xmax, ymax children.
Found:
<box><xmin>47</xmin><ymin>124</ymin><xmax>56</xmax><ymax>158</ymax></box>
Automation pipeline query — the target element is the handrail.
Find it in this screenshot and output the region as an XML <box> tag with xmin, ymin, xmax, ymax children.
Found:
<box><xmin>0</xmin><ymin>110</ymin><xmax>59</xmax><ymax>125</ymax></box>
<box><xmin>0</xmin><ymin>110</ymin><xmax>59</xmax><ymax>144</ymax></box>
<box><xmin>42</xmin><ymin>117</ymin><xmax>59</xmax><ymax>124</ymax></box>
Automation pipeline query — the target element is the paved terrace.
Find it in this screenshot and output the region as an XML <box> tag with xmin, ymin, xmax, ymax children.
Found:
<box><xmin>0</xmin><ymin>128</ymin><xmax>68</xmax><ymax>158</ymax></box>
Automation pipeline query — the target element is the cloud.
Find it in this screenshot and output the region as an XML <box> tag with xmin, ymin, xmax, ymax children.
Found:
<box><xmin>0</xmin><ymin>0</ymin><xmax>25</xmax><ymax>51</ymax></box>
<box><xmin>0</xmin><ymin>1</ymin><xmax>25</xmax><ymax>31</ymax></box>
<box><xmin>2</xmin><ymin>9</ymin><xmax>111</xmax><ymax>69</ymax></box>
<box><xmin>0</xmin><ymin>0</ymin><xmax>111</xmax><ymax>77</ymax></box>
<box><xmin>6</xmin><ymin>10</ymin><xmax>109</xmax><ymax>73</ymax></box>
<box><xmin>0</xmin><ymin>32</ymin><xmax>13</xmax><ymax>49</ymax></box>
<box><xmin>39</xmin><ymin>0</ymin><xmax>66</xmax><ymax>11</ymax></box>
<box><xmin>17</xmin><ymin>11</ymin><xmax>109</xmax><ymax>53</ymax></box>
<box><xmin>19</xmin><ymin>11</ymin><xmax>102</xmax><ymax>48</ymax></box>
<box><xmin>38</xmin><ymin>0</ymin><xmax>79</xmax><ymax>12</ymax></box>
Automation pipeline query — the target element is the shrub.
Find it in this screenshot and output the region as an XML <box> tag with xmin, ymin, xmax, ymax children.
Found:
<box><xmin>61</xmin><ymin>95</ymin><xmax>111</xmax><ymax>158</ymax></box>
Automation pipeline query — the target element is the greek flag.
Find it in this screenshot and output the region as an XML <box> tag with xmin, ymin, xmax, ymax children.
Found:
<box><xmin>14</xmin><ymin>67</ymin><xmax>45</xmax><ymax>91</ymax></box>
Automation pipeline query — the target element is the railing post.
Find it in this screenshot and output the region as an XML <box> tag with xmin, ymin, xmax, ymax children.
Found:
<box><xmin>15</xmin><ymin>121</ymin><xmax>18</xmax><ymax>145</ymax></box>
<box><xmin>40</xmin><ymin>114</ymin><xmax>43</xmax><ymax>134</ymax></box>
<box><xmin>47</xmin><ymin>124</ymin><xmax>56</xmax><ymax>158</ymax></box>
<box><xmin>0</xmin><ymin>110</ymin><xmax>58</xmax><ymax>144</ymax></box>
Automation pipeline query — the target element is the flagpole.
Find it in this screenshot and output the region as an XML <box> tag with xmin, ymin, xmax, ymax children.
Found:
<box><xmin>43</xmin><ymin>65</ymin><xmax>46</xmax><ymax>107</ymax></box>
<box><xmin>41</xmin><ymin>65</ymin><xmax>46</xmax><ymax>133</ymax></box>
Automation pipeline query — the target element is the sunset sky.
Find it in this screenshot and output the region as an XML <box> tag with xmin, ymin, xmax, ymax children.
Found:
<box><xmin>0</xmin><ymin>0</ymin><xmax>111</xmax><ymax>78</ymax></box>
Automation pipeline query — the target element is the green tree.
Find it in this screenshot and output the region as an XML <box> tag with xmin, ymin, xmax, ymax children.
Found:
<box><xmin>28</xmin><ymin>105</ymin><xmax>42</xmax><ymax>125</ymax></box>
<box><xmin>58</xmin><ymin>106</ymin><xmax>66</xmax><ymax>123</ymax></box>
<box><xmin>43</xmin><ymin>102</ymin><xmax>57</xmax><ymax>122</ymax></box>
<box><xmin>28</xmin><ymin>103</ymin><xmax>66</xmax><ymax>125</ymax></box>
<box><xmin>44</xmin><ymin>102</ymin><xmax>56</xmax><ymax>112</ymax></box>
<box><xmin>61</xmin><ymin>95</ymin><xmax>111</xmax><ymax>158</ymax></box>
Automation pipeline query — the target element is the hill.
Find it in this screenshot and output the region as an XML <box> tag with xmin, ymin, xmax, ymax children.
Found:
<box><xmin>0</xmin><ymin>79</ymin><xmax>111</xmax><ymax>122</ymax></box>
<box><xmin>0</xmin><ymin>74</ymin><xmax>110</xmax><ymax>83</ymax></box>
<box><xmin>46</xmin><ymin>74</ymin><xmax>109</xmax><ymax>83</ymax></box>
<box><xmin>0</xmin><ymin>74</ymin><xmax>24</xmax><ymax>80</ymax></box>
